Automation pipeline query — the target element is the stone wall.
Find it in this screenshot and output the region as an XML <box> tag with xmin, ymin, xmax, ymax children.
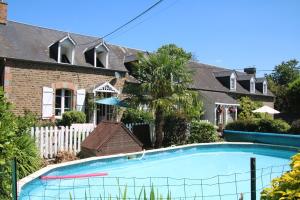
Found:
<box><xmin>0</xmin><ymin>2</ymin><xmax>7</xmax><ymax>25</ymax></box>
<box><xmin>4</xmin><ymin>59</ymin><xmax>126</xmax><ymax>117</ymax></box>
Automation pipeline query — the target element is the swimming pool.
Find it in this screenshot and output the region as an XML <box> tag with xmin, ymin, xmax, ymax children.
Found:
<box><xmin>19</xmin><ymin>143</ymin><xmax>299</xmax><ymax>200</ymax></box>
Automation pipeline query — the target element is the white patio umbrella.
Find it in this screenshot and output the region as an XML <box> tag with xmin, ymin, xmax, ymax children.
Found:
<box><xmin>252</xmin><ymin>105</ymin><xmax>280</xmax><ymax>114</ymax></box>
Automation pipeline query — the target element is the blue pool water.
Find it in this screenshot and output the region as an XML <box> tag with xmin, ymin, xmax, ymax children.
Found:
<box><xmin>19</xmin><ymin>144</ymin><xmax>298</xmax><ymax>200</ymax></box>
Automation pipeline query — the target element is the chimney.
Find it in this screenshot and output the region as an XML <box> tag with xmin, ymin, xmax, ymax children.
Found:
<box><xmin>0</xmin><ymin>1</ymin><xmax>7</xmax><ymax>25</ymax></box>
<box><xmin>244</xmin><ymin>67</ymin><xmax>256</xmax><ymax>76</ymax></box>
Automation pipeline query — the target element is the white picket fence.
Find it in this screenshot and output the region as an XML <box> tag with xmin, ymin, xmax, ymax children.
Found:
<box><xmin>31</xmin><ymin>122</ymin><xmax>149</xmax><ymax>159</ymax></box>
<box><xmin>31</xmin><ymin>124</ymin><xmax>95</xmax><ymax>159</ymax></box>
<box><xmin>125</xmin><ymin>122</ymin><xmax>148</xmax><ymax>132</ymax></box>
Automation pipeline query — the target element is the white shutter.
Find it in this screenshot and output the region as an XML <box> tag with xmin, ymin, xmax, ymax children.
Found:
<box><xmin>76</xmin><ymin>89</ymin><xmax>86</xmax><ymax>111</ymax></box>
<box><xmin>42</xmin><ymin>87</ymin><xmax>54</xmax><ymax>118</ymax></box>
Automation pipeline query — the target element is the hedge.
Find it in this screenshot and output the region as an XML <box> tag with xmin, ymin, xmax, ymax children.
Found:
<box><xmin>225</xmin><ymin>118</ymin><xmax>291</xmax><ymax>133</ymax></box>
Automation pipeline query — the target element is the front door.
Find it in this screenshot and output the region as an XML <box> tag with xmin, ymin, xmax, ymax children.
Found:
<box><xmin>96</xmin><ymin>92</ymin><xmax>115</xmax><ymax>124</ymax></box>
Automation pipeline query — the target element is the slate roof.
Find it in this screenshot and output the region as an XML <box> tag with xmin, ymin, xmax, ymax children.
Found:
<box><xmin>256</xmin><ymin>78</ymin><xmax>266</xmax><ymax>83</ymax></box>
<box><xmin>213</xmin><ymin>70</ymin><xmax>235</xmax><ymax>77</ymax></box>
<box><xmin>188</xmin><ymin>62</ymin><xmax>273</xmax><ymax>97</ymax></box>
<box><xmin>237</xmin><ymin>74</ymin><xmax>253</xmax><ymax>81</ymax></box>
<box><xmin>199</xmin><ymin>90</ymin><xmax>238</xmax><ymax>105</ymax></box>
<box><xmin>0</xmin><ymin>21</ymin><xmax>141</xmax><ymax>72</ymax></box>
<box><xmin>0</xmin><ymin>21</ymin><xmax>273</xmax><ymax>98</ymax></box>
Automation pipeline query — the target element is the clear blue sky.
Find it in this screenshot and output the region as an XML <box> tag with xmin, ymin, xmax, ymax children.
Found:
<box><xmin>7</xmin><ymin>0</ymin><xmax>300</xmax><ymax>77</ymax></box>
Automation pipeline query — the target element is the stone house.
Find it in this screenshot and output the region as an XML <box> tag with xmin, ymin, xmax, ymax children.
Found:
<box><xmin>0</xmin><ymin>2</ymin><xmax>141</xmax><ymax>124</ymax></box>
<box><xmin>0</xmin><ymin>1</ymin><xmax>274</xmax><ymax>126</ymax></box>
<box><xmin>188</xmin><ymin>62</ymin><xmax>274</xmax><ymax>127</ymax></box>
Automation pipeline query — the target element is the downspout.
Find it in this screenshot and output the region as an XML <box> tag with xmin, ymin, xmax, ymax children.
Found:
<box><xmin>0</xmin><ymin>58</ymin><xmax>6</xmax><ymax>87</ymax></box>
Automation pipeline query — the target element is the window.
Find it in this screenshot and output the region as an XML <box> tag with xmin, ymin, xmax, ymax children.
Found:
<box><xmin>49</xmin><ymin>35</ymin><xmax>76</xmax><ymax>65</ymax></box>
<box><xmin>230</xmin><ymin>73</ymin><xmax>236</xmax><ymax>91</ymax></box>
<box><xmin>84</xmin><ymin>43</ymin><xmax>109</xmax><ymax>68</ymax></box>
<box><xmin>94</xmin><ymin>44</ymin><xmax>108</xmax><ymax>68</ymax></box>
<box><xmin>250</xmin><ymin>77</ymin><xmax>255</xmax><ymax>93</ymax></box>
<box><xmin>55</xmin><ymin>89</ymin><xmax>72</xmax><ymax>117</ymax></box>
<box><xmin>59</xmin><ymin>40</ymin><xmax>75</xmax><ymax>64</ymax></box>
<box><xmin>263</xmin><ymin>81</ymin><xmax>267</xmax><ymax>95</ymax></box>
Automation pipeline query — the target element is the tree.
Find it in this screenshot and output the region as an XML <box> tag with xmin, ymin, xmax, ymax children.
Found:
<box><xmin>238</xmin><ymin>96</ymin><xmax>262</xmax><ymax>120</ymax></box>
<box><xmin>127</xmin><ymin>44</ymin><xmax>203</xmax><ymax>147</ymax></box>
<box><xmin>267</xmin><ymin>59</ymin><xmax>299</xmax><ymax>86</ymax></box>
<box><xmin>287</xmin><ymin>77</ymin><xmax>300</xmax><ymax>114</ymax></box>
<box><xmin>266</xmin><ymin>59</ymin><xmax>300</xmax><ymax>112</ymax></box>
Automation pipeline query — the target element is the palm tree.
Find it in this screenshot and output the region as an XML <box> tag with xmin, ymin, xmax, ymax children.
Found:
<box><xmin>127</xmin><ymin>44</ymin><xmax>203</xmax><ymax>148</ymax></box>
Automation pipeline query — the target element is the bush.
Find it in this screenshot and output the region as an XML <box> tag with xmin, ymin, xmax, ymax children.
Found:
<box><xmin>188</xmin><ymin>120</ymin><xmax>218</xmax><ymax>143</ymax></box>
<box><xmin>225</xmin><ymin>119</ymin><xmax>290</xmax><ymax>133</ymax></box>
<box><xmin>225</xmin><ymin>120</ymin><xmax>258</xmax><ymax>132</ymax></box>
<box><xmin>121</xmin><ymin>108</ymin><xmax>153</xmax><ymax>124</ymax></box>
<box><xmin>290</xmin><ymin>119</ymin><xmax>300</xmax><ymax>134</ymax></box>
<box><xmin>14</xmin><ymin>134</ymin><xmax>41</xmax><ymax>178</ymax></box>
<box><xmin>163</xmin><ymin>115</ymin><xmax>188</xmax><ymax>146</ymax></box>
<box><xmin>257</xmin><ymin>119</ymin><xmax>290</xmax><ymax>133</ymax></box>
<box><xmin>59</xmin><ymin>111</ymin><xmax>86</xmax><ymax>126</ymax></box>
<box><xmin>261</xmin><ymin>153</ymin><xmax>300</xmax><ymax>200</ymax></box>
<box><xmin>0</xmin><ymin>89</ymin><xmax>42</xmax><ymax>199</ymax></box>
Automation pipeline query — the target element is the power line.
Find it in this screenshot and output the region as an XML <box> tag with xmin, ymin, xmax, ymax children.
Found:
<box><xmin>107</xmin><ymin>0</ymin><xmax>180</xmax><ymax>42</ymax></box>
<box><xmin>77</xmin><ymin>0</ymin><xmax>164</xmax><ymax>46</ymax></box>
<box><xmin>102</xmin><ymin>0</ymin><xmax>164</xmax><ymax>39</ymax></box>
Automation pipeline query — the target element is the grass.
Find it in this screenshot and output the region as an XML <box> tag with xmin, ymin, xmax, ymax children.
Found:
<box><xmin>69</xmin><ymin>185</ymin><xmax>172</xmax><ymax>200</ymax></box>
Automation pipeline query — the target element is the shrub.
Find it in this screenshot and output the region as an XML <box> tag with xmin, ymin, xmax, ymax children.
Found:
<box><xmin>225</xmin><ymin>119</ymin><xmax>290</xmax><ymax>133</ymax></box>
<box><xmin>225</xmin><ymin>120</ymin><xmax>258</xmax><ymax>132</ymax></box>
<box><xmin>163</xmin><ymin>115</ymin><xmax>188</xmax><ymax>146</ymax></box>
<box><xmin>290</xmin><ymin>119</ymin><xmax>300</xmax><ymax>134</ymax></box>
<box><xmin>188</xmin><ymin>120</ymin><xmax>218</xmax><ymax>143</ymax></box>
<box><xmin>121</xmin><ymin>108</ymin><xmax>153</xmax><ymax>124</ymax></box>
<box><xmin>59</xmin><ymin>111</ymin><xmax>86</xmax><ymax>126</ymax></box>
<box><xmin>257</xmin><ymin>119</ymin><xmax>290</xmax><ymax>133</ymax></box>
<box><xmin>0</xmin><ymin>89</ymin><xmax>42</xmax><ymax>199</ymax></box>
<box><xmin>261</xmin><ymin>153</ymin><xmax>300</xmax><ymax>200</ymax></box>
<box><xmin>14</xmin><ymin>134</ymin><xmax>41</xmax><ymax>178</ymax></box>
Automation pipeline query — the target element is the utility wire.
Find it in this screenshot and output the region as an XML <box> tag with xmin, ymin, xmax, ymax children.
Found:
<box><xmin>77</xmin><ymin>0</ymin><xmax>164</xmax><ymax>46</ymax></box>
<box><xmin>103</xmin><ymin>0</ymin><xmax>164</xmax><ymax>39</ymax></box>
<box><xmin>107</xmin><ymin>0</ymin><xmax>180</xmax><ymax>42</ymax></box>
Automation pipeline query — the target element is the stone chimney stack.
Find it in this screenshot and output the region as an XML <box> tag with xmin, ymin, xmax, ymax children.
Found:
<box><xmin>244</xmin><ymin>67</ymin><xmax>256</xmax><ymax>76</ymax></box>
<box><xmin>0</xmin><ymin>1</ymin><xmax>8</xmax><ymax>25</ymax></box>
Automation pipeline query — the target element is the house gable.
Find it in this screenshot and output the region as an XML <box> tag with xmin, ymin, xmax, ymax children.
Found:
<box><xmin>93</xmin><ymin>82</ymin><xmax>120</xmax><ymax>94</ymax></box>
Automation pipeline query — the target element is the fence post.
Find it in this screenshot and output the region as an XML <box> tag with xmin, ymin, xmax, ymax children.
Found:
<box><xmin>250</xmin><ymin>157</ymin><xmax>256</xmax><ymax>200</ymax></box>
<box><xmin>11</xmin><ymin>157</ymin><xmax>17</xmax><ymax>200</ymax></box>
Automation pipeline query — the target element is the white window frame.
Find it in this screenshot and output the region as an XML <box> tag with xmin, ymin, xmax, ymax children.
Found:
<box><xmin>230</xmin><ymin>73</ymin><xmax>236</xmax><ymax>91</ymax></box>
<box><xmin>94</xmin><ymin>43</ymin><xmax>109</xmax><ymax>68</ymax></box>
<box><xmin>263</xmin><ymin>80</ymin><xmax>268</xmax><ymax>95</ymax></box>
<box><xmin>58</xmin><ymin>36</ymin><xmax>76</xmax><ymax>65</ymax></box>
<box><xmin>250</xmin><ymin>77</ymin><xmax>255</xmax><ymax>93</ymax></box>
<box><xmin>55</xmin><ymin>89</ymin><xmax>73</xmax><ymax>118</ymax></box>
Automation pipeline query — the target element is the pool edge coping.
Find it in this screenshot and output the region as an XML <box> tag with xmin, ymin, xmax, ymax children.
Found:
<box><xmin>17</xmin><ymin>141</ymin><xmax>299</xmax><ymax>195</ymax></box>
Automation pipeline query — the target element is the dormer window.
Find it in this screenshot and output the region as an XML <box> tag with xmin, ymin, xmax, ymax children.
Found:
<box><xmin>49</xmin><ymin>35</ymin><xmax>76</xmax><ymax>65</ymax></box>
<box><xmin>84</xmin><ymin>42</ymin><xmax>109</xmax><ymax>68</ymax></box>
<box><xmin>250</xmin><ymin>77</ymin><xmax>255</xmax><ymax>93</ymax></box>
<box><xmin>263</xmin><ymin>80</ymin><xmax>267</xmax><ymax>95</ymax></box>
<box><xmin>230</xmin><ymin>73</ymin><xmax>236</xmax><ymax>91</ymax></box>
